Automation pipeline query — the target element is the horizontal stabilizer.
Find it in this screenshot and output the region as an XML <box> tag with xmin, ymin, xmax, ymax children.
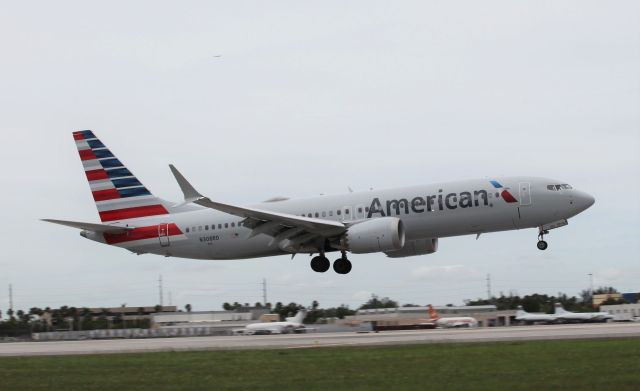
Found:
<box><xmin>42</xmin><ymin>218</ymin><xmax>133</xmax><ymax>234</ymax></box>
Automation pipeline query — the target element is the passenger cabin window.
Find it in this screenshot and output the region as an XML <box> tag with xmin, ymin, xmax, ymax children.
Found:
<box><xmin>315</xmin><ymin>212</ymin><xmax>319</xmax><ymax>218</ymax></box>
<box><xmin>198</xmin><ymin>226</ymin><xmax>202</xmax><ymax>231</ymax></box>
<box><xmin>218</xmin><ymin>224</ymin><xmax>222</xmax><ymax>229</ymax></box>
<box><xmin>322</xmin><ymin>211</ymin><xmax>326</xmax><ymax>217</ymax></box>
<box><xmin>337</xmin><ymin>210</ymin><xmax>341</xmax><ymax>215</ymax></box>
<box><xmin>224</xmin><ymin>223</ymin><xmax>228</xmax><ymax>228</ymax></box>
<box><xmin>345</xmin><ymin>209</ymin><xmax>350</xmax><ymax>215</ymax></box>
<box><xmin>186</xmin><ymin>227</ymin><xmax>190</xmax><ymax>233</ymax></box>
<box><xmin>329</xmin><ymin>211</ymin><xmax>333</xmax><ymax>216</ymax></box>
<box><xmin>231</xmin><ymin>222</ymin><xmax>235</xmax><ymax>227</ymax></box>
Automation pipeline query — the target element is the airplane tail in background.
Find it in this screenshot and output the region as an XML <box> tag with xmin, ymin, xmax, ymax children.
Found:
<box><xmin>554</xmin><ymin>303</ymin><xmax>569</xmax><ymax>314</ymax></box>
<box><xmin>73</xmin><ymin>130</ymin><xmax>172</xmax><ymax>222</ymax></box>
<box><xmin>286</xmin><ymin>309</ymin><xmax>307</xmax><ymax>324</ymax></box>
<box><xmin>427</xmin><ymin>304</ymin><xmax>440</xmax><ymax>320</ymax></box>
<box><xmin>516</xmin><ymin>305</ymin><xmax>527</xmax><ymax>317</ymax></box>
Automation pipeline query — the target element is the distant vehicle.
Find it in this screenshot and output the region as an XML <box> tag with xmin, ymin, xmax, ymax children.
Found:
<box><xmin>553</xmin><ymin>303</ymin><xmax>613</xmax><ymax>323</ymax></box>
<box><xmin>515</xmin><ymin>305</ymin><xmax>555</xmax><ymax>325</ymax></box>
<box><xmin>428</xmin><ymin>305</ymin><xmax>478</xmax><ymax>328</ymax></box>
<box><xmin>44</xmin><ymin>131</ymin><xmax>596</xmax><ymax>275</ymax></box>
<box><xmin>241</xmin><ymin>310</ymin><xmax>308</xmax><ymax>335</ymax></box>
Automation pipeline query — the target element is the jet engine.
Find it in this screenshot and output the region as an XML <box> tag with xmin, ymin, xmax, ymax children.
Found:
<box><xmin>384</xmin><ymin>237</ymin><xmax>438</xmax><ymax>258</ymax></box>
<box><xmin>339</xmin><ymin>217</ymin><xmax>405</xmax><ymax>253</ymax></box>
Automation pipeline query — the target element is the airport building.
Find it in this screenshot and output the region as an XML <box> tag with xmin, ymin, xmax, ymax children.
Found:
<box><xmin>600</xmin><ymin>303</ymin><xmax>640</xmax><ymax>321</ymax></box>
<box><xmin>345</xmin><ymin>305</ymin><xmax>517</xmax><ymax>327</ymax></box>
<box><xmin>151</xmin><ymin>308</ymin><xmax>269</xmax><ymax>328</ymax></box>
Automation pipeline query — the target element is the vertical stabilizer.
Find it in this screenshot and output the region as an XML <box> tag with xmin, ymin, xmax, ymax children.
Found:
<box><xmin>554</xmin><ymin>303</ymin><xmax>569</xmax><ymax>314</ymax></box>
<box><xmin>73</xmin><ymin>130</ymin><xmax>170</xmax><ymax>222</ymax></box>
<box><xmin>286</xmin><ymin>310</ymin><xmax>307</xmax><ymax>324</ymax></box>
<box><xmin>427</xmin><ymin>304</ymin><xmax>441</xmax><ymax>320</ymax></box>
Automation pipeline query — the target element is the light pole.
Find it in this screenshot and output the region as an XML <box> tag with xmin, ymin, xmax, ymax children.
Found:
<box><xmin>588</xmin><ymin>273</ymin><xmax>594</xmax><ymax>306</ymax></box>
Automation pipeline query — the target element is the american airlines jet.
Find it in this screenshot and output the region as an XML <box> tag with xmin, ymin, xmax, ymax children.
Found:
<box><xmin>44</xmin><ymin>131</ymin><xmax>595</xmax><ymax>274</ymax></box>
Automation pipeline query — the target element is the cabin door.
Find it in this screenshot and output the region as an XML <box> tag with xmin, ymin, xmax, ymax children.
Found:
<box><xmin>158</xmin><ymin>223</ymin><xmax>170</xmax><ymax>247</ymax></box>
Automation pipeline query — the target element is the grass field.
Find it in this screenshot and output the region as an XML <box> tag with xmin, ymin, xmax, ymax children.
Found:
<box><xmin>1</xmin><ymin>338</ymin><xmax>639</xmax><ymax>390</ymax></box>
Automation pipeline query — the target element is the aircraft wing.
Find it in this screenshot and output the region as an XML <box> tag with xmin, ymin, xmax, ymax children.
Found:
<box><xmin>169</xmin><ymin>165</ymin><xmax>346</xmax><ymax>250</ymax></box>
<box><xmin>42</xmin><ymin>218</ymin><xmax>133</xmax><ymax>234</ymax></box>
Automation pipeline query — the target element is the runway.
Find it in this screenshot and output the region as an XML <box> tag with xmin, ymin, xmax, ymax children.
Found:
<box><xmin>1</xmin><ymin>322</ymin><xmax>639</xmax><ymax>357</ymax></box>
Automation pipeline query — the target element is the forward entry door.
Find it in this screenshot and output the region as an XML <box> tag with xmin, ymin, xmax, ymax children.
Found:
<box><xmin>519</xmin><ymin>182</ymin><xmax>532</xmax><ymax>206</ymax></box>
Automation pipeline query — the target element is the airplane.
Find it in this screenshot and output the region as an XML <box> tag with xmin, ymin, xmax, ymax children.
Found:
<box><xmin>43</xmin><ymin>131</ymin><xmax>596</xmax><ymax>274</ymax></box>
<box><xmin>515</xmin><ymin>305</ymin><xmax>555</xmax><ymax>325</ymax></box>
<box><xmin>427</xmin><ymin>305</ymin><xmax>478</xmax><ymax>328</ymax></box>
<box><xmin>240</xmin><ymin>310</ymin><xmax>307</xmax><ymax>335</ymax></box>
<box><xmin>553</xmin><ymin>303</ymin><xmax>613</xmax><ymax>323</ymax></box>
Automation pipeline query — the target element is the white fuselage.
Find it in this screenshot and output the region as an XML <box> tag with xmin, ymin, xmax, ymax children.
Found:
<box><xmin>554</xmin><ymin>311</ymin><xmax>613</xmax><ymax>322</ymax></box>
<box><xmin>243</xmin><ymin>320</ymin><xmax>302</xmax><ymax>334</ymax></box>
<box><xmin>83</xmin><ymin>176</ymin><xmax>595</xmax><ymax>260</ymax></box>
<box><xmin>434</xmin><ymin>317</ymin><xmax>478</xmax><ymax>328</ymax></box>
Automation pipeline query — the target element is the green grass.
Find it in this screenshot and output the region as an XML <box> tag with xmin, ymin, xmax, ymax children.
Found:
<box><xmin>1</xmin><ymin>338</ymin><xmax>640</xmax><ymax>390</ymax></box>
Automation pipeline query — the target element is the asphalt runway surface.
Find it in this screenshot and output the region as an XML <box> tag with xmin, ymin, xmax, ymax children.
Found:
<box><xmin>1</xmin><ymin>322</ymin><xmax>639</xmax><ymax>357</ymax></box>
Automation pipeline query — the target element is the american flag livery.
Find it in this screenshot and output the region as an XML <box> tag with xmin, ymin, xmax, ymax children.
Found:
<box><xmin>73</xmin><ymin>130</ymin><xmax>170</xmax><ymax>222</ymax></box>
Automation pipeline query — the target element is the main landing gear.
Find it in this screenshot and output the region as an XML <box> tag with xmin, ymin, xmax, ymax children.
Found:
<box><xmin>310</xmin><ymin>250</ymin><xmax>352</xmax><ymax>274</ymax></box>
<box><xmin>310</xmin><ymin>255</ymin><xmax>330</xmax><ymax>273</ymax></box>
<box><xmin>537</xmin><ymin>229</ymin><xmax>549</xmax><ymax>251</ymax></box>
<box><xmin>333</xmin><ymin>251</ymin><xmax>352</xmax><ymax>275</ymax></box>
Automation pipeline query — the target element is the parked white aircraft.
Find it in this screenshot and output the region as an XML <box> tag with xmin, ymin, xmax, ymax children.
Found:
<box><xmin>427</xmin><ymin>305</ymin><xmax>478</xmax><ymax>328</ymax></box>
<box><xmin>515</xmin><ymin>305</ymin><xmax>555</xmax><ymax>324</ymax></box>
<box><xmin>553</xmin><ymin>303</ymin><xmax>613</xmax><ymax>323</ymax></box>
<box><xmin>44</xmin><ymin>131</ymin><xmax>596</xmax><ymax>274</ymax></box>
<box><xmin>242</xmin><ymin>310</ymin><xmax>307</xmax><ymax>335</ymax></box>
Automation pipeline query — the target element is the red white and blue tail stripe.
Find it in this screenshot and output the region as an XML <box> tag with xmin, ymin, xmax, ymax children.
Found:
<box><xmin>73</xmin><ymin>130</ymin><xmax>170</xmax><ymax>222</ymax></box>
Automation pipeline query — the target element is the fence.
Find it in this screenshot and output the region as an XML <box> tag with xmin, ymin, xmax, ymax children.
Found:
<box><xmin>32</xmin><ymin>327</ymin><xmax>231</xmax><ymax>341</ymax></box>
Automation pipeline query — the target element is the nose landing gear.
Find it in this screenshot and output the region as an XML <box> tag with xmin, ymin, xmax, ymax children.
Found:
<box><xmin>537</xmin><ymin>229</ymin><xmax>549</xmax><ymax>250</ymax></box>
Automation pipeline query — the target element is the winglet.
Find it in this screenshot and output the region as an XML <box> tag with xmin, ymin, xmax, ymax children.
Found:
<box><xmin>169</xmin><ymin>164</ymin><xmax>205</xmax><ymax>205</ymax></box>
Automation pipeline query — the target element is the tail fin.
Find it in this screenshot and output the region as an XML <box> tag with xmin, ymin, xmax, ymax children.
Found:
<box><xmin>427</xmin><ymin>304</ymin><xmax>440</xmax><ymax>320</ymax></box>
<box><xmin>286</xmin><ymin>310</ymin><xmax>307</xmax><ymax>324</ymax></box>
<box><xmin>73</xmin><ymin>130</ymin><xmax>170</xmax><ymax>222</ymax></box>
<box><xmin>554</xmin><ymin>303</ymin><xmax>568</xmax><ymax>314</ymax></box>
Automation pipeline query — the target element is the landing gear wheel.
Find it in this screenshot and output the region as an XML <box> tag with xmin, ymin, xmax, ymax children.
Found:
<box><xmin>333</xmin><ymin>258</ymin><xmax>352</xmax><ymax>274</ymax></box>
<box><xmin>310</xmin><ymin>256</ymin><xmax>330</xmax><ymax>273</ymax></box>
<box><xmin>537</xmin><ymin>240</ymin><xmax>548</xmax><ymax>250</ymax></box>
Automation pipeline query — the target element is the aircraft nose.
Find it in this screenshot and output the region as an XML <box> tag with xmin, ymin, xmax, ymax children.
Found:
<box><xmin>573</xmin><ymin>191</ymin><xmax>595</xmax><ymax>212</ymax></box>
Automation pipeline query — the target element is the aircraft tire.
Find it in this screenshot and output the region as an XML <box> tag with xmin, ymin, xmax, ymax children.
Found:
<box><xmin>537</xmin><ymin>240</ymin><xmax>548</xmax><ymax>250</ymax></box>
<box><xmin>310</xmin><ymin>256</ymin><xmax>330</xmax><ymax>272</ymax></box>
<box><xmin>333</xmin><ymin>258</ymin><xmax>352</xmax><ymax>274</ymax></box>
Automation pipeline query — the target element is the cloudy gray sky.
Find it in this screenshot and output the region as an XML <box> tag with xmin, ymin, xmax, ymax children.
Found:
<box><xmin>1</xmin><ymin>1</ymin><xmax>638</xmax><ymax>313</ymax></box>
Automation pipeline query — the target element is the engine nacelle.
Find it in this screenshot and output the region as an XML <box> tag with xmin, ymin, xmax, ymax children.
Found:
<box><xmin>340</xmin><ymin>217</ymin><xmax>405</xmax><ymax>254</ymax></box>
<box><xmin>385</xmin><ymin>238</ymin><xmax>438</xmax><ymax>258</ymax></box>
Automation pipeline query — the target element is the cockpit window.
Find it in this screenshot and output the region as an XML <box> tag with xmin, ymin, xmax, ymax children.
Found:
<box><xmin>547</xmin><ymin>184</ymin><xmax>573</xmax><ymax>191</ymax></box>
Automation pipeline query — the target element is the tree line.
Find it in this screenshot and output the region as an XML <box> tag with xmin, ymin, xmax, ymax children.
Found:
<box><xmin>1</xmin><ymin>287</ymin><xmax>630</xmax><ymax>337</ymax></box>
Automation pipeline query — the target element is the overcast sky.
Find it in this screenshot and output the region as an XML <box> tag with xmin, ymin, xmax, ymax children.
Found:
<box><xmin>0</xmin><ymin>1</ymin><xmax>638</xmax><ymax>313</ymax></box>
